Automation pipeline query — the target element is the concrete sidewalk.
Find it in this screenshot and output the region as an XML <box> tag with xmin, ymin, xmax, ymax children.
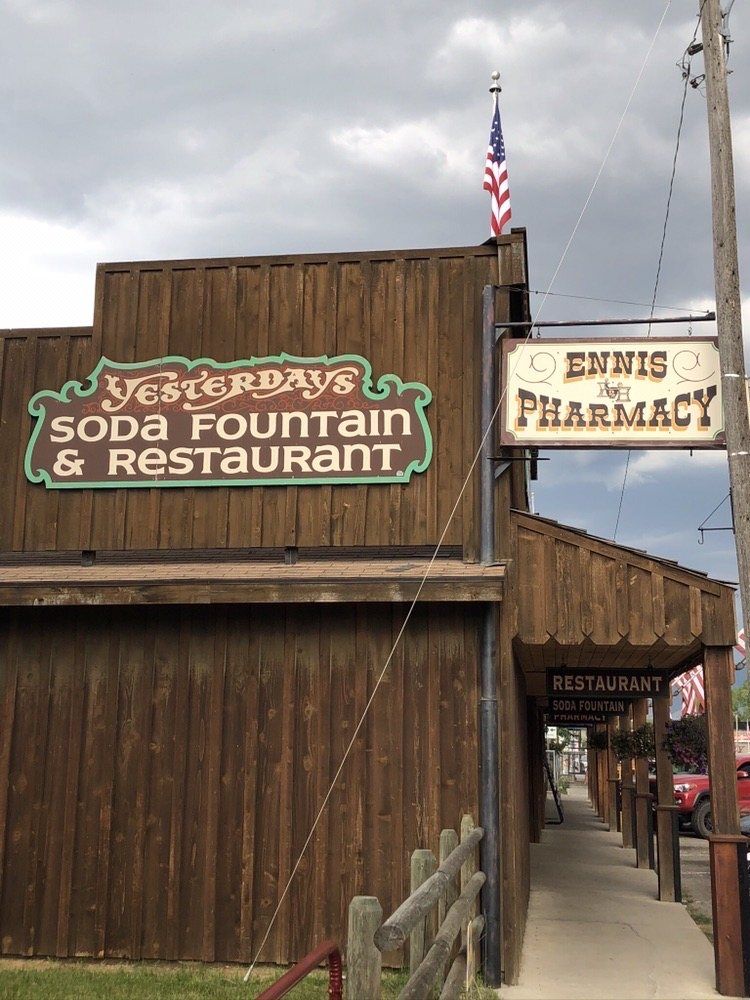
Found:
<box><xmin>501</xmin><ymin>784</ymin><xmax>730</xmax><ymax>1000</ymax></box>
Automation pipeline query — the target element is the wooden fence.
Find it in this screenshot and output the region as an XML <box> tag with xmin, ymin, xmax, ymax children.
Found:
<box><xmin>346</xmin><ymin>815</ymin><xmax>484</xmax><ymax>999</ymax></box>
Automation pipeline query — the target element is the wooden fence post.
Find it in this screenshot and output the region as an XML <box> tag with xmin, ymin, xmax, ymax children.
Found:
<box><xmin>438</xmin><ymin>828</ymin><xmax>459</xmax><ymax>992</ymax></box>
<box><xmin>466</xmin><ymin>914</ymin><xmax>485</xmax><ymax>991</ymax></box>
<box><xmin>438</xmin><ymin>829</ymin><xmax>459</xmax><ymax>927</ymax></box>
<box><xmin>459</xmin><ymin>815</ymin><xmax>477</xmax><ymax>947</ymax></box>
<box><xmin>410</xmin><ymin>849</ymin><xmax>437</xmax><ymax>978</ymax></box>
<box><xmin>346</xmin><ymin>896</ymin><xmax>382</xmax><ymax>1000</ymax></box>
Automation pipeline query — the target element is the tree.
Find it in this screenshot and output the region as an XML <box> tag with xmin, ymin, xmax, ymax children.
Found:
<box><xmin>732</xmin><ymin>676</ymin><xmax>750</xmax><ymax>725</ymax></box>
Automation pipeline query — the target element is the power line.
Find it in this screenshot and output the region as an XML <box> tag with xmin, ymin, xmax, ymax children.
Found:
<box><xmin>243</xmin><ymin>2</ymin><xmax>674</xmax><ymax>981</ymax></box>
<box><xmin>527</xmin><ymin>287</ymin><xmax>712</xmax><ymax>314</ymax></box>
<box><xmin>613</xmin><ymin>10</ymin><xmax>702</xmax><ymax>541</ymax></box>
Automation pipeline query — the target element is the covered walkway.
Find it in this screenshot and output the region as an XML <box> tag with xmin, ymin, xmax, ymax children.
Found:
<box><xmin>503</xmin><ymin>785</ymin><xmax>731</xmax><ymax>1000</ymax></box>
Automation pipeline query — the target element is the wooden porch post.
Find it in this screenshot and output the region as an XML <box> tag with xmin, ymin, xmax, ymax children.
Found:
<box><xmin>595</xmin><ymin>729</ymin><xmax>603</xmax><ymax>817</ymax></box>
<box><xmin>592</xmin><ymin>727</ymin><xmax>602</xmax><ymax>816</ymax></box>
<box><xmin>633</xmin><ymin>699</ymin><xmax>652</xmax><ymax>869</ymax></box>
<box><xmin>596</xmin><ymin>724</ymin><xmax>607</xmax><ymax>821</ymax></box>
<box><xmin>607</xmin><ymin>717</ymin><xmax>620</xmax><ymax>832</ymax></box>
<box><xmin>527</xmin><ymin>702</ymin><xmax>544</xmax><ymax>844</ymax></box>
<box><xmin>619</xmin><ymin>710</ymin><xmax>635</xmax><ymax>850</ymax></box>
<box><xmin>652</xmin><ymin>691</ymin><xmax>680</xmax><ymax>902</ymax></box>
<box><xmin>704</xmin><ymin>645</ymin><xmax>750</xmax><ymax>997</ymax></box>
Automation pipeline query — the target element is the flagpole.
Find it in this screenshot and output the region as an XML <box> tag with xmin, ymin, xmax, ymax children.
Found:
<box><xmin>481</xmin><ymin>68</ymin><xmax>504</xmax><ymax>990</ymax></box>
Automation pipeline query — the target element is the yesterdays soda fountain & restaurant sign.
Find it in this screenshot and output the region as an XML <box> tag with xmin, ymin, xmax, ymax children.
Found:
<box><xmin>24</xmin><ymin>354</ymin><xmax>433</xmax><ymax>489</ymax></box>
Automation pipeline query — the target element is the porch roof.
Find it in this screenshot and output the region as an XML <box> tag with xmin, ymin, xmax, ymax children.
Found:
<box><xmin>511</xmin><ymin>510</ymin><xmax>736</xmax><ymax>693</ymax></box>
<box><xmin>0</xmin><ymin>556</ymin><xmax>506</xmax><ymax>606</ymax></box>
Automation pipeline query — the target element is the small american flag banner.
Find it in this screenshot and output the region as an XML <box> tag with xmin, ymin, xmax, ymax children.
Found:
<box><xmin>671</xmin><ymin>629</ymin><xmax>746</xmax><ymax>717</ymax></box>
<box><xmin>483</xmin><ymin>100</ymin><xmax>511</xmax><ymax>237</ymax></box>
<box><xmin>672</xmin><ymin>665</ymin><xmax>705</xmax><ymax>717</ymax></box>
<box><xmin>736</xmin><ymin>628</ymin><xmax>746</xmax><ymax>660</ymax></box>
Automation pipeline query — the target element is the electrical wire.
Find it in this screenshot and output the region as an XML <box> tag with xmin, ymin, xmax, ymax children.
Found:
<box><xmin>242</xmin><ymin>2</ymin><xmax>674</xmax><ymax>981</ymax></box>
<box><xmin>613</xmin><ymin>5</ymin><xmax>704</xmax><ymax>541</ymax></box>
<box><xmin>527</xmin><ymin>288</ymin><xmax>712</xmax><ymax>314</ymax></box>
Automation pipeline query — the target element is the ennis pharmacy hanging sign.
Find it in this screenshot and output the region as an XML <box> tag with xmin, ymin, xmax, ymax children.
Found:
<box><xmin>24</xmin><ymin>355</ymin><xmax>433</xmax><ymax>489</ymax></box>
<box><xmin>500</xmin><ymin>337</ymin><xmax>724</xmax><ymax>448</ymax></box>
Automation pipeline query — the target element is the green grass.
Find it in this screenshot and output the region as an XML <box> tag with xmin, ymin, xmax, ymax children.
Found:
<box><xmin>464</xmin><ymin>982</ymin><xmax>497</xmax><ymax>999</ymax></box>
<box><xmin>682</xmin><ymin>890</ymin><xmax>714</xmax><ymax>943</ymax></box>
<box><xmin>0</xmin><ymin>959</ymin><xmax>410</xmax><ymax>1000</ymax></box>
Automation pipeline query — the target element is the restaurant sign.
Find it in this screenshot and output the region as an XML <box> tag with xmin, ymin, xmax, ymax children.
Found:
<box><xmin>501</xmin><ymin>337</ymin><xmax>724</xmax><ymax>448</ymax></box>
<box><xmin>25</xmin><ymin>354</ymin><xmax>433</xmax><ymax>489</ymax></box>
<box><xmin>547</xmin><ymin>668</ymin><xmax>668</xmax><ymax>699</ymax></box>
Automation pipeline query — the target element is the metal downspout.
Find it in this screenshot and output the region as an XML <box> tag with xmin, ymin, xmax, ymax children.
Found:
<box><xmin>479</xmin><ymin>283</ymin><xmax>502</xmax><ymax>987</ymax></box>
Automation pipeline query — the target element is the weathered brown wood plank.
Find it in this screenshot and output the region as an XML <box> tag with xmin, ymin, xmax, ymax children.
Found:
<box><xmin>252</xmin><ymin>608</ymin><xmax>287</xmax><ymax>961</ymax></box>
<box><xmin>165</xmin><ymin>613</ymin><xmax>191</xmax><ymax>959</ymax></box>
<box><xmin>156</xmin><ymin>268</ymin><xmax>204</xmax><ymax>549</ymax></box>
<box><xmin>123</xmin><ymin>270</ymin><xmax>170</xmax><ymax>550</ymax></box>
<box><xmin>89</xmin><ymin>270</ymin><xmax>137</xmax><ymax>549</ymax></box>
<box><xmin>141</xmin><ymin>610</ymin><xmax>180</xmax><ymax>959</ymax></box>
<box><xmin>0</xmin><ymin>614</ymin><xmax>20</xmax><ymax>936</ymax></box>
<box><xmin>54</xmin><ymin>616</ymin><xmax>86</xmax><ymax>956</ymax></box>
<box><xmin>53</xmin><ymin>334</ymin><xmax>96</xmax><ymax>551</ymax></box>
<box><xmin>200</xmin><ymin>610</ymin><xmax>227</xmax><ymax>962</ymax></box>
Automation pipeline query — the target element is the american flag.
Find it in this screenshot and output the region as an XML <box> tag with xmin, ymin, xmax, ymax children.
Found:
<box><xmin>672</xmin><ymin>666</ymin><xmax>705</xmax><ymax>717</ymax></box>
<box><xmin>483</xmin><ymin>101</ymin><xmax>511</xmax><ymax>237</ymax></box>
<box><xmin>670</xmin><ymin>630</ymin><xmax>746</xmax><ymax>717</ymax></box>
<box><xmin>736</xmin><ymin>628</ymin><xmax>746</xmax><ymax>660</ymax></box>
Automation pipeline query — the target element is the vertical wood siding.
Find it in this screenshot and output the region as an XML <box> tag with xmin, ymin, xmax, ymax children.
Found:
<box><xmin>0</xmin><ymin>241</ymin><xmax>528</xmax><ymax>554</ymax></box>
<box><xmin>0</xmin><ymin>603</ymin><xmax>480</xmax><ymax>964</ymax></box>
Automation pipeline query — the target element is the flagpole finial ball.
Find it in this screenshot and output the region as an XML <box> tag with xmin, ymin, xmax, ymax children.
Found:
<box><xmin>491</xmin><ymin>70</ymin><xmax>500</xmax><ymax>81</ymax></box>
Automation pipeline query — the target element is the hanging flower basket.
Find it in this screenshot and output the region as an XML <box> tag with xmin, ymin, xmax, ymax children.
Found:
<box><xmin>661</xmin><ymin>715</ymin><xmax>708</xmax><ymax>772</ymax></box>
<box><xmin>611</xmin><ymin>724</ymin><xmax>655</xmax><ymax>762</ymax></box>
<box><xmin>587</xmin><ymin>731</ymin><xmax>608</xmax><ymax>752</ymax></box>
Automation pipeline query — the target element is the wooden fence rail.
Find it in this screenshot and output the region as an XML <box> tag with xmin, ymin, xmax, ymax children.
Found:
<box><xmin>400</xmin><ymin>872</ymin><xmax>485</xmax><ymax>1000</ymax></box>
<box><xmin>347</xmin><ymin>815</ymin><xmax>484</xmax><ymax>1000</ymax></box>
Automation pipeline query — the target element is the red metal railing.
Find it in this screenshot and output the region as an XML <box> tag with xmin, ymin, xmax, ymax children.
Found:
<box><xmin>255</xmin><ymin>939</ymin><xmax>343</xmax><ymax>1000</ymax></box>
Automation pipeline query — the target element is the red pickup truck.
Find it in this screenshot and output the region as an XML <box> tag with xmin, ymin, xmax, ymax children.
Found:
<box><xmin>671</xmin><ymin>754</ymin><xmax>750</xmax><ymax>838</ymax></box>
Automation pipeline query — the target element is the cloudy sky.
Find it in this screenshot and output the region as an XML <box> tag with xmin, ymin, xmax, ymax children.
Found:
<box><xmin>1</xmin><ymin>0</ymin><xmax>748</xmax><ymax>610</ymax></box>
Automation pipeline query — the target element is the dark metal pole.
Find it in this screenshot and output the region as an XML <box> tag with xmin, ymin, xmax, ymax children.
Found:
<box><xmin>480</xmin><ymin>284</ymin><xmax>502</xmax><ymax>987</ymax></box>
<box><xmin>481</xmin><ymin>290</ymin><xmax>496</xmax><ymax>564</ymax></box>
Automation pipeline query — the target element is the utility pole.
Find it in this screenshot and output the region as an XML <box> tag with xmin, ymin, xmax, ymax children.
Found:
<box><xmin>700</xmin><ymin>0</ymin><xmax>750</xmax><ymax>651</ymax></box>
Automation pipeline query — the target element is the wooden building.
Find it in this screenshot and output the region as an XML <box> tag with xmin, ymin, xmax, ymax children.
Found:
<box><xmin>0</xmin><ymin>233</ymin><xmax>746</xmax><ymax>994</ymax></box>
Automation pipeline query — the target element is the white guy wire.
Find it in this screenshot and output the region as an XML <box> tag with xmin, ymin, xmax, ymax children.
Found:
<box><xmin>243</xmin><ymin>1</ymin><xmax>672</xmax><ymax>980</ymax></box>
